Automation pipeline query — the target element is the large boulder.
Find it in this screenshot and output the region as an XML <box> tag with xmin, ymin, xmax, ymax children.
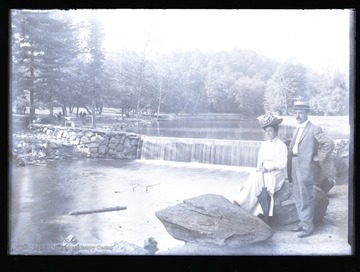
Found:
<box><xmin>316</xmin><ymin>177</ymin><xmax>335</xmax><ymax>194</ymax></box>
<box><xmin>155</xmin><ymin>194</ymin><xmax>273</xmax><ymax>248</ymax></box>
<box><xmin>273</xmin><ymin>182</ymin><xmax>329</xmax><ymax>226</ymax></box>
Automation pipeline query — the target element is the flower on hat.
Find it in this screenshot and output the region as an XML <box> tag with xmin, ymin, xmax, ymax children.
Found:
<box><xmin>257</xmin><ymin>113</ymin><xmax>283</xmax><ymax>128</ymax></box>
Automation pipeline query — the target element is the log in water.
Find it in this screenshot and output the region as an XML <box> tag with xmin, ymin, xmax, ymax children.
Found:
<box><xmin>69</xmin><ymin>206</ymin><xmax>127</xmax><ymax>215</ymax></box>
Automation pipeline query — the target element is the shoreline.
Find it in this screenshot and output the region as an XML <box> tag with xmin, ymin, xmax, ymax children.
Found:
<box><xmin>280</xmin><ymin>115</ymin><xmax>350</xmax><ymax>140</ymax></box>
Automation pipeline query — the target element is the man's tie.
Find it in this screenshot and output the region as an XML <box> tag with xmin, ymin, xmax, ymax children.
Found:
<box><xmin>292</xmin><ymin>127</ymin><xmax>300</xmax><ymax>155</ymax></box>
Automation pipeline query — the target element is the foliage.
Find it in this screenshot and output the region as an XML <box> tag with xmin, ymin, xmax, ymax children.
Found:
<box><xmin>264</xmin><ymin>60</ymin><xmax>309</xmax><ymax>115</ymax></box>
<box><xmin>233</xmin><ymin>76</ymin><xmax>266</xmax><ymax>115</ymax></box>
<box><xmin>308</xmin><ymin>71</ymin><xmax>349</xmax><ymax>115</ymax></box>
<box><xmin>105</xmin><ymin>50</ymin><xmax>158</xmax><ymax>116</ymax></box>
<box><xmin>10</xmin><ymin>10</ymin><xmax>349</xmax><ymax>119</ymax></box>
<box><xmin>11</xmin><ymin>10</ymin><xmax>82</xmax><ymax>118</ymax></box>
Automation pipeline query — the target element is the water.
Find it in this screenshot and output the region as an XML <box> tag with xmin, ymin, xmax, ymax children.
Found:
<box><xmin>131</xmin><ymin>115</ymin><xmax>293</xmax><ymax>167</ymax></box>
<box><xmin>9</xmin><ymin>159</ymin><xmax>250</xmax><ymax>254</ymax></box>
<box><xmin>140</xmin><ymin>137</ymin><xmax>261</xmax><ymax>167</ymax></box>
<box><xmin>126</xmin><ymin>114</ymin><xmax>294</xmax><ymax>141</ymax></box>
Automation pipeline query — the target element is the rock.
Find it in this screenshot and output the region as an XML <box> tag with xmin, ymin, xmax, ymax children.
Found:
<box><xmin>112</xmin><ymin>241</ymin><xmax>148</xmax><ymax>255</ymax></box>
<box><xmin>98</xmin><ymin>145</ymin><xmax>109</xmax><ymax>155</ymax></box>
<box><xmin>333</xmin><ymin>154</ymin><xmax>349</xmax><ymax>185</ymax></box>
<box><xmin>116</xmin><ymin>152</ymin><xmax>126</xmax><ymax>159</ymax></box>
<box><xmin>115</xmin><ymin>144</ymin><xmax>125</xmax><ymax>152</ymax></box>
<box><xmin>107</xmin><ymin>148</ymin><xmax>116</xmax><ymax>156</ymax></box>
<box><xmin>69</xmin><ymin>136</ymin><xmax>80</xmax><ymax>145</ymax></box>
<box><xmin>81</xmin><ymin>147</ymin><xmax>90</xmax><ymax>156</ymax></box>
<box><xmin>313</xmin><ymin>185</ymin><xmax>330</xmax><ymax>220</ymax></box>
<box><xmin>155</xmin><ymin>194</ymin><xmax>273</xmax><ymax>248</ymax></box>
<box><xmin>62</xmin><ymin>142</ymin><xmax>73</xmax><ymax>148</ymax></box>
<box><xmin>37</xmin><ymin>150</ymin><xmax>46</xmax><ymax>159</ymax></box>
<box><xmin>49</xmin><ymin>142</ymin><xmax>59</xmax><ymax>149</ymax></box>
<box><xmin>85</xmin><ymin>131</ymin><xmax>94</xmax><ymax>138</ymax></box>
<box><xmin>143</xmin><ymin>237</ymin><xmax>159</xmax><ymax>255</ymax></box>
<box><xmin>63</xmin><ymin>234</ymin><xmax>77</xmax><ymax>244</ymax></box>
<box><xmin>56</xmin><ymin>130</ymin><xmax>63</xmax><ymax>139</ymax></box>
<box><xmin>273</xmin><ymin>182</ymin><xmax>329</xmax><ymax>226</ymax></box>
<box><xmin>80</xmin><ymin>136</ymin><xmax>91</xmax><ymax>144</ymax></box>
<box><xmin>316</xmin><ymin>177</ymin><xmax>335</xmax><ymax>194</ymax></box>
<box><xmin>88</xmin><ymin>142</ymin><xmax>100</xmax><ymax>148</ymax></box>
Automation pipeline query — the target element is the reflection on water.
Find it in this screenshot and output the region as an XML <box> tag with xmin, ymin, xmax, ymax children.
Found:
<box><xmin>126</xmin><ymin>115</ymin><xmax>294</xmax><ymax>141</ymax></box>
<box><xmin>9</xmin><ymin>159</ymin><xmax>250</xmax><ymax>254</ymax></box>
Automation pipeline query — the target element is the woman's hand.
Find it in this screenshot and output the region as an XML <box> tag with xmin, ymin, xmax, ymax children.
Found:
<box><xmin>257</xmin><ymin>166</ymin><xmax>267</xmax><ymax>173</ymax></box>
<box><xmin>260</xmin><ymin>161</ymin><xmax>277</xmax><ymax>173</ymax></box>
<box><xmin>257</xmin><ymin>165</ymin><xmax>276</xmax><ymax>173</ymax></box>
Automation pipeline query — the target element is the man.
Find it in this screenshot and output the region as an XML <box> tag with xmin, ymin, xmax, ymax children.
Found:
<box><xmin>288</xmin><ymin>99</ymin><xmax>334</xmax><ymax>238</ymax></box>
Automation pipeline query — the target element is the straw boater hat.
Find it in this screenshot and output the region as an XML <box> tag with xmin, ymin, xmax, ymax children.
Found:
<box><xmin>291</xmin><ymin>99</ymin><xmax>311</xmax><ymax>111</ymax></box>
<box><xmin>257</xmin><ymin>113</ymin><xmax>283</xmax><ymax>128</ymax></box>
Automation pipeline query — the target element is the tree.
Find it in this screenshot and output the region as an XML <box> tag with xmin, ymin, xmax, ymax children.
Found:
<box><xmin>77</xmin><ymin>15</ymin><xmax>106</xmax><ymax>128</ymax></box>
<box><xmin>11</xmin><ymin>10</ymin><xmax>81</xmax><ymax>120</ymax></box>
<box><xmin>264</xmin><ymin>60</ymin><xmax>309</xmax><ymax>115</ymax></box>
<box><xmin>105</xmin><ymin>50</ymin><xmax>157</xmax><ymax>117</ymax></box>
<box><xmin>233</xmin><ymin>76</ymin><xmax>266</xmax><ymax>115</ymax></box>
<box><xmin>151</xmin><ymin>51</ymin><xmax>185</xmax><ymax>114</ymax></box>
<box><xmin>204</xmin><ymin>50</ymin><xmax>273</xmax><ymax>114</ymax></box>
<box><xmin>179</xmin><ymin>50</ymin><xmax>208</xmax><ymax>114</ymax></box>
<box><xmin>11</xmin><ymin>10</ymin><xmax>43</xmax><ymax>122</ymax></box>
<box><xmin>205</xmin><ymin>64</ymin><xmax>238</xmax><ymax>112</ymax></box>
<box><xmin>309</xmin><ymin>71</ymin><xmax>349</xmax><ymax>115</ymax></box>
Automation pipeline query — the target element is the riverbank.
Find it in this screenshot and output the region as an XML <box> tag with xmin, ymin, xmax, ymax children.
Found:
<box><xmin>280</xmin><ymin>115</ymin><xmax>351</xmax><ymax>140</ymax></box>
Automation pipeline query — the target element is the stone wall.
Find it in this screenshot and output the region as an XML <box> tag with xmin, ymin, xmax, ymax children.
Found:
<box><xmin>11</xmin><ymin>124</ymin><xmax>142</xmax><ymax>166</ymax></box>
<box><xmin>11</xmin><ymin>123</ymin><xmax>350</xmax><ymax>179</ymax></box>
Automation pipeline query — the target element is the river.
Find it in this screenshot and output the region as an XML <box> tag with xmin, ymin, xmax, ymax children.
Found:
<box><xmin>9</xmin><ymin>158</ymin><xmax>251</xmax><ymax>254</ymax></box>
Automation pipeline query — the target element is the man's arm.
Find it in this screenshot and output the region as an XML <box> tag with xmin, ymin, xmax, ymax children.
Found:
<box><xmin>314</xmin><ymin>125</ymin><xmax>334</xmax><ymax>162</ymax></box>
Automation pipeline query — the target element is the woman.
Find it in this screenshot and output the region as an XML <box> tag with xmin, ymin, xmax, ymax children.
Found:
<box><xmin>234</xmin><ymin>113</ymin><xmax>288</xmax><ymax>219</ymax></box>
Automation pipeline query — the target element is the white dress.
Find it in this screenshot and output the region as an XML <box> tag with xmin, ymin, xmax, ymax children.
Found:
<box><xmin>235</xmin><ymin>137</ymin><xmax>288</xmax><ymax>216</ymax></box>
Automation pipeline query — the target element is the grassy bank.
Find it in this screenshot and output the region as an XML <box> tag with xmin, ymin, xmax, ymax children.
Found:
<box><xmin>280</xmin><ymin>115</ymin><xmax>350</xmax><ymax>140</ymax></box>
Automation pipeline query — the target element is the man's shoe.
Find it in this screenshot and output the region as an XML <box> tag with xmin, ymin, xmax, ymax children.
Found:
<box><xmin>291</xmin><ymin>225</ymin><xmax>303</xmax><ymax>232</ymax></box>
<box><xmin>297</xmin><ymin>227</ymin><xmax>314</xmax><ymax>238</ymax></box>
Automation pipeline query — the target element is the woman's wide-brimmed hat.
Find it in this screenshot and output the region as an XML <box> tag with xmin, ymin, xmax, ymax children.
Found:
<box><xmin>291</xmin><ymin>99</ymin><xmax>311</xmax><ymax>111</ymax></box>
<box><xmin>257</xmin><ymin>113</ymin><xmax>283</xmax><ymax>128</ymax></box>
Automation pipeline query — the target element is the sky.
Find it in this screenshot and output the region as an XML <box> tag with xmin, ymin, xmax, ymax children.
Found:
<box><xmin>91</xmin><ymin>9</ymin><xmax>352</xmax><ymax>74</ymax></box>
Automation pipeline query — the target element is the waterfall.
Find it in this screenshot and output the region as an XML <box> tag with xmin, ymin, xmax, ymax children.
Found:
<box><xmin>139</xmin><ymin>136</ymin><xmax>261</xmax><ymax>167</ymax></box>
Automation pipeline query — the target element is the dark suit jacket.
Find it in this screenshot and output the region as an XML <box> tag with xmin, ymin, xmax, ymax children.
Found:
<box><xmin>287</xmin><ymin>121</ymin><xmax>334</xmax><ymax>185</ymax></box>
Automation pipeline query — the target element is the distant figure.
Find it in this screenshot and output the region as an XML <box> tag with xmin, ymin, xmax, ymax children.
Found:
<box><xmin>16</xmin><ymin>105</ymin><xmax>26</xmax><ymax>114</ymax></box>
<box><xmin>57</xmin><ymin>111</ymin><xmax>62</xmax><ymax>121</ymax></box>
<box><xmin>64</xmin><ymin>116</ymin><xmax>75</xmax><ymax>127</ymax></box>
